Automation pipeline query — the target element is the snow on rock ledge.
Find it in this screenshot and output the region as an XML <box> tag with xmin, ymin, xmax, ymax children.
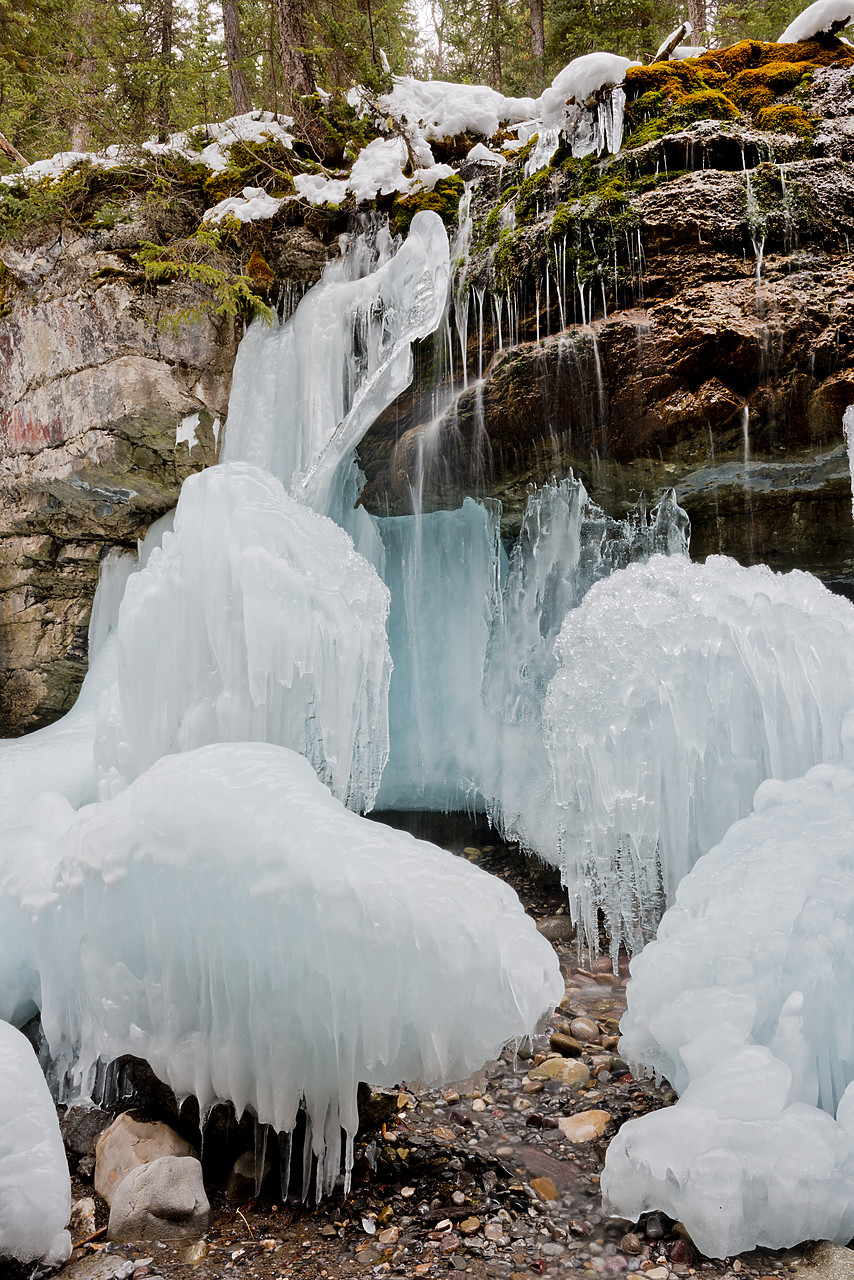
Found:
<box><xmin>778</xmin><ymin>0</ymin><xmax>854</xmax><ymax>42</ymax></box>
<box><xmin>0</xmin><ymin>1021</ymin><xmax>71</xmax><ymax>1267</ymax></box>
<box><xmin>29</xmin><ymin>742</ymin><xmax>562</xmax><ymax>1198</ymax></box>
<box><xmin>603</xmin><ymin>760</ymin><xmax>854</xmax><ymax>1255</ymax></box>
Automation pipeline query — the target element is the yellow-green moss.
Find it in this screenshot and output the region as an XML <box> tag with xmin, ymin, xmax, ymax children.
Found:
<box><xmin>755</xmin><ymin>102</ymin><xmax>815</xmax><ymax>136</ymax></box>
<box><xmin>391</xmin><ymin>174</ymin><xmax>465</xmax><ymax>234</ymax></box>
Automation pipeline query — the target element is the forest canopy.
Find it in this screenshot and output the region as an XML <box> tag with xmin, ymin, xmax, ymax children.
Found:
<box><xmin>0</xmin><ymin>0</ymin><xmax>811</xmax><ymax>169</ymax></box>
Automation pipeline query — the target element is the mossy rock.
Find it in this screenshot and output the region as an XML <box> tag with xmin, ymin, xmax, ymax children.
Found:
<box><xmin>246</xmin><ymin>248</ymin><xmax>275</xmax><ymax>288</ymax></box>
<box><xmin>755</xmin><ymin>102</ymin><xmax>815</xmax><ymax>137</ymax></box>
<box><xmin>391</xmin><ymin>174</ymin><xmax>465</xmax><ymax>234</ymax></box>
<box><xmin>669</xmin><ymin>88</ymin><xmax>742</xmax><ymax>126</ymax></box>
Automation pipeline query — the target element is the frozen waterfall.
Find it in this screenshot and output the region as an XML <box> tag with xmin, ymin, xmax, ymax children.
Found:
<box><xmin>0</xmin><ymin>210</ymin><xmax>561</xmax><ymax>1208</ymax></box>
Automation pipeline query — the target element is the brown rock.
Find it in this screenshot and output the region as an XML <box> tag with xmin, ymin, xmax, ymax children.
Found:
<box><xmin>94</xmin><ymin>1113</ymin><xmax>196</xmax><ymax>1206</ymax></box>
<box><xmin>530</xmin><ymin>1176</ymin><xmax>559</xmax><ymax>1201</ymax></box>
<box><xmin>549</xmin><ymin>1032</ymin><xmax>583</xmax><ymax>1057</ymax></box>
<box><xmin>622</xmin><ymin>1232</ymin><xmax>643</xmax><ymax>1254</ymax></box>
<box><xmin>557</xmin><ymin>1110</ymin><xmax>611</xmax><ymax>1142</ymax></box>
<box><xmin>529</xmin><ymin>1057</ymin><xmax>591</xmax><ymax>1085</ymax></box>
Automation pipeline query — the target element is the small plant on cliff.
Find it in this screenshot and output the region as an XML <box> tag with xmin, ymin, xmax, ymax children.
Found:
<box><xmin>135</xmin><ymin>224</ymin><xmax>273</xmax><ymax>332</ymax></box>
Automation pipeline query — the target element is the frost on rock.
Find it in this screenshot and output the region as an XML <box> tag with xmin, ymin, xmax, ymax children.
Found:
<box><xmin>778</xmin><ymin>0</ymin><xmax>854</xmax><ymax>41</ymax></box>
<box><xmin>603</xmin><ymin>761</ymin><xmax>854</xmax><ymax>1256</ymax></box>
<box><xmin>24</xmin><ymin>743</ymin><xmax>562</xmax><ymax>1199</ymax></box>
<box><xmin>222</xmin><ymin>211</ymin><xmax>451</xmax><ymax>520</ymax></box>
<box><xmin>545</xmin><ymin>554</ymin><xmax>854</xmax><ymax>953</ymax></box>
<box><xmin>101</xmin><ymin>462</ymin><xmax>392</xmax><ymax>812</ymax></box>
<box><xmin>0</xmin><ymin>1021</ymin><xmax>71</xmax><ymax>1266</ymax></box>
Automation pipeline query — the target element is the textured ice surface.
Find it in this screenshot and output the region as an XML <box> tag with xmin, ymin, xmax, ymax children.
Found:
<box><xmin>0</xmin><ymin>1021</ymin><xmax>71</xmax><ymax>1266</ymax></box>
<box><xmin>545</xmin><ymin>553</ymin><xmax>854</xmax><ymax>953</ymax></box>
<box><xmin>778</xmin><ymin>0</ymin><xmax>854</xmax><ymax>40</ymax></box>
<box><xmin>223</xmin><ymin>211</ymin><xmax>450</xmax><ymax>519</ymax></box>
<box><xmin>21</xmin><ymin>743</ymin><xmax>562</xmax><ymax>1199</ymax></box>
<box><xmin>102</xmin><ymin>462</ymin><xmax>392</xmax><ymax>811</ymax></box>
<box><xmin>374</xmin><ymin>480</ymin><xmax>689</xmax><ymax>843</ymax></box>
<box><xmin>375</xmin><ymin>499</ymin><xmax>505</xmax><ymax>810</ymax></box>
<box><xmin>603</xmin><ymin>761</ymin><xmax>854</xmax><ymax>1255</ymax></box>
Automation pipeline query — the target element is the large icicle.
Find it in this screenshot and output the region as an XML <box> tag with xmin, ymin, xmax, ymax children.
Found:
<box><xmin>603</xmin><ymin>758</ymin><xmax>854</xmax><ymax>1256</ymax></box>
<box><xmin>545</xmin><ymin>553</ymin><xmax>854</xmax><ymax>953</ymax></box>
<box><xmin>99</xmin><ymin>463</ymin><xmax>392</xmax><ymax>812</ymax></box>
<box><xmin>222</xmin><ymin>211</ymin><xmax>450</xmax><ymax>520</ymax></box>
<box><xmin>23</xmin><ymin>743</ymin><xmax>562</xmax><ymax>1199</ymax></box>
<box><xmin>375</xmin><ymin>499</ymin><xmax>504</xmax><ymax>810</ymax></box>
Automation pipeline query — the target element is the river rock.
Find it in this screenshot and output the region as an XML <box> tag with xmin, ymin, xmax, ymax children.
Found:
<box><xmin>557</xmin><ymin>1110</ymin><xmax>611</xmax><ymax>1142</ymax></box>
<box><xmin>529</xmin><ymin>1057</ymin><xmax>591</xmax><ymax>1085</ymax></box>
<box><xmin>107</xmin><ymin>1155</ymin><xmax>211</xmax><ymax>1242</ymax></box>
<box><xmin>94</xmin><ymin>1113</ymin><xmax>196</xmax><ymax>1205</ymax></box>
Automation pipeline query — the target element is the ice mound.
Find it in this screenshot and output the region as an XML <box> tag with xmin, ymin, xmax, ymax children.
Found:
<box><xmin>0</xmin><ymin>1021</ymin><xmax>71</xmax><ymax>1266</ymax></box>
<box><xmin>603</xmin><ymin>761</ymin><xmax>854</xmax><ymax>1255</ymax></box>
<box><xmin>375</xmin><ymin>77</ymin><xmax>536</xmax><ymax>142</ymax></box>
<box><xmin>545</xmin><ymin>553</ymin><xmax>854</xmax><ymax>952</ymax></box>
<box><xmin>22</xmin><ymin>743</ymin><xmax>562</xmax><ymax>1198</ymax></box>
<box><xmin>102</xmin><ymin>462</ymin><xmax>392</xmax><ymax>811</ymax></box>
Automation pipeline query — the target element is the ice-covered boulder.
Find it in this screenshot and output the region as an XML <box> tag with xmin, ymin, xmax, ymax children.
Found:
<box><xmin>0</xmin><ymin>1020</ymin><xmax>71</xmax><ymax>1266</ymax></box>
<box><xmin>602</xmin><ymin>760</ymin><xmax>854</xmax><ymax>1255</ymax></box>
<box><xmin>101</xmin><ymin>462</ymin><xmax>392</xmax><ymax>812</ymax></box>
<box><xmin>22</xmin><ymin>743</ymin><xmax>561</xmax><ymax>1199</ymax></box>
<box><xmin>544</xmin><ymin>554</ymin><xmax>854</xmax><ymax>952</ymax></box>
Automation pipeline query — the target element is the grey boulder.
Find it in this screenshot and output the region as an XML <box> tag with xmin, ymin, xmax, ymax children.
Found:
<box><xmin>107</xmin><ymin>1155</ymin><xmax>211</xmax><ymax>1242</ymax></box>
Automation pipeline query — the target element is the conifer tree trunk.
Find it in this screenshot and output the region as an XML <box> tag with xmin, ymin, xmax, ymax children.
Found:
<box><xmin>490</xmin><ymin>0</ymin><xmax>502</xmax><ymax>91</ymax></box>
<box><xmin>223</xmin><ymin>1</ymin><xmax>251</xmax><ymax>113</ymax></box>
<box><xmin>157</xmin><ymin>0</ymin><xmax>173</xmax><ymax>142</ymax></box>
<box><xmin>530</xmin><ymin>0</ymin><xmax>545</xmax><ymax>94</ymax></box>
<box><xmin>275</xmin><ymin>0</ymin><xmax>316</xmax><ymax>99</ymax></box>
<box><xmin>688</xmin><ymin>0</ymin><xmax>707</xmax><ymax>37</ymax></box>
<box><xmin>70</xmin><ymin>4</ymin><xmax>95</xmax><ymax>152</ymax></box>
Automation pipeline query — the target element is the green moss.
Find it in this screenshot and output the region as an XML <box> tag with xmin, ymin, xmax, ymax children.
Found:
<box><xmin>755</xmin><ymin>102</ymin><xmax>815</xmax><ymax>136</ymax></box>
<box><xmin>515</xmin><ymin>167</ymin><xmax>555</xmax><ymax>225</ymax></box>
<box><xmin>391</xmin><ymin>174</ymin><xmax>465</xmax><ymax>234</ymax></box>
<box><xmin>482</xmin><ymin>206</ymin><xmax>502</xmax><ymax>246</ymax></box>
<box><xmin>669</xmin><ymin>89</ymin><xmax>742</xmax><ymax>126</ymax></box>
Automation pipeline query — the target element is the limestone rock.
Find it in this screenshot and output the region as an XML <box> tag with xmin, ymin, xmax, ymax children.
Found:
<box><xmin>106</xmin><ymin>1155</ymin><xmax>211</xmax><ymax>1243</ymax></box>
<box><xmin>94</xmin><ymin>1113</ymin><xmax>196</xmax><ymax>1206</ymax></box>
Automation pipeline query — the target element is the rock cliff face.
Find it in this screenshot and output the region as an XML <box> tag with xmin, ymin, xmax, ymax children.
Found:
<box><xmin>358</xmin><ymin>135</ymin><xmax>854</xmax><ymax>581</ymax></box>
<box><xmin>0</xmin><ymin>207</ymin><xmax>330</xmax><ymax>734</ymax></box>
<box><xmin>2</xmin><ymin>44</ymin><xmax>854</xmax><ymax>735</ymax></box>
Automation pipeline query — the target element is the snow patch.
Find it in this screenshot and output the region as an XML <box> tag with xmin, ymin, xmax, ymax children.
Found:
<box><xmin>203</xmin><ymin>185</ymin><xmax>285</xmax><ymax>224</ymax></box>
<box><xmin>779</xmin><ymin>0</ymin><xmax>854</xmax><ymax>40</ymax></box>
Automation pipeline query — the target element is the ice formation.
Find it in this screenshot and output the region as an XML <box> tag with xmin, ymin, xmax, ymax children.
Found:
<box><xmin>100</xmin><ymin>463</ymin><xmax>392</xmax><ymax>812</ymax></box>
<box><xmin>22</xmin><ymin>743</ymin><xmax>561</xmax><ymax>1198</ymax></box>
<box><xmin>0</xmin><ymin>203</ymin><xmax>572</xmax><ymax>1207</ymax></box>
<box><xmin>603</xmin><ymin>760</ymin><xmax>854</xmax><ymax>1255</ymax></box>
<box><xmin>545</xmin><ymin>554</ymin><xmax>854</xmax><ymax>952</ymax></box>
<box><xmin>778</xmin><ymin>0</ymin><xmax>854</xmax><ymax>41</ymax></box>
<box><xmin>222</xmin><ymin>210</ymin><xmax>450</xmax><ymax>522</ymax></box>
<box><xmin>0</xmin><ymin>1021</ymin><xmax>71</xmax><ymax>1266</ymax></box>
